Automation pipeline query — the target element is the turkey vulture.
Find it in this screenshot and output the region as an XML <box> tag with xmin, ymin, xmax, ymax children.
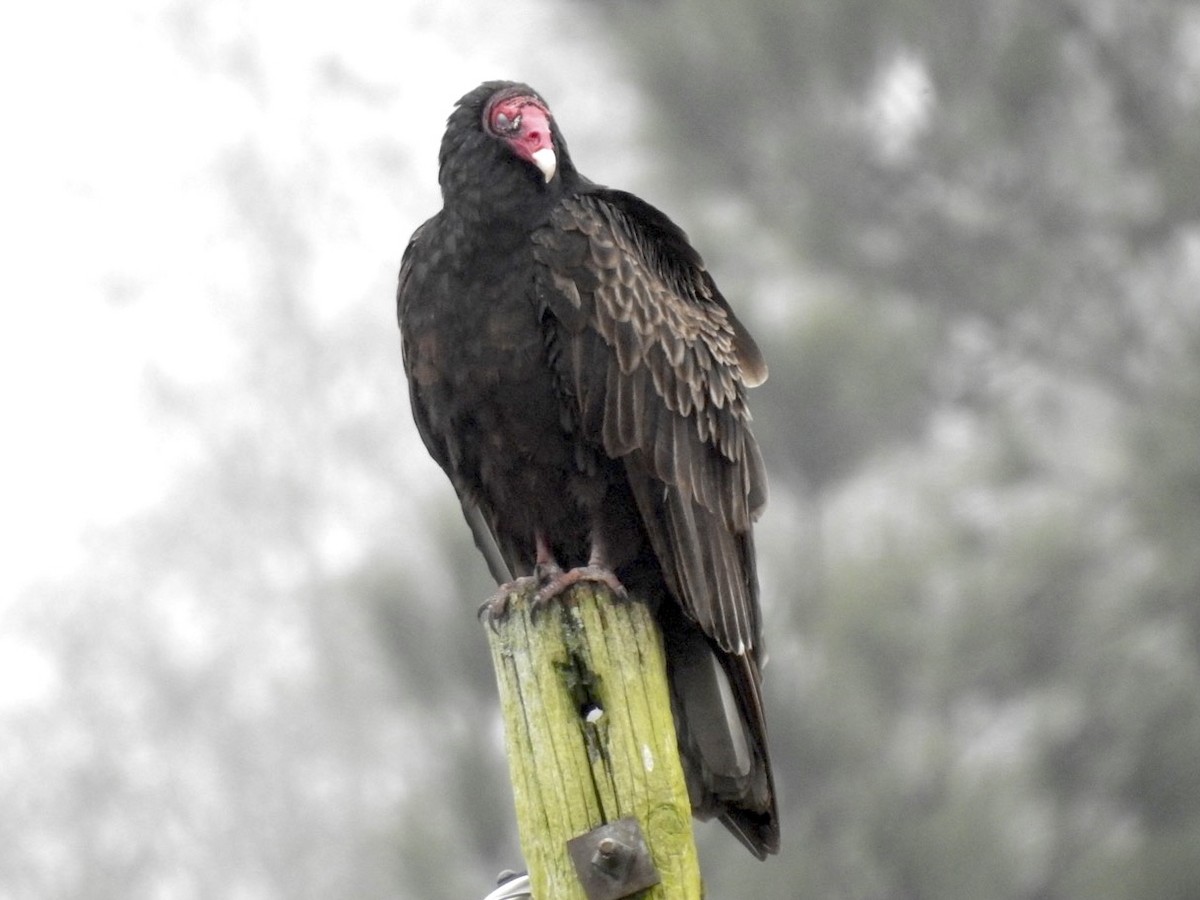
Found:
<box><xmin>396</xmin><ymin>81</ymin><xmax>778</xmax><ymax>858</ymax></box>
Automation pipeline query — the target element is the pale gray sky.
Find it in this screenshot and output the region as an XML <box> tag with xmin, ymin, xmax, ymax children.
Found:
<box><xmin>0</xmin><ymin>0</ymin><xmax>647</xmax><ymax>718</ymax></box>
<box><xmin>0</xmin><ymin>0</ymin><xmax>643</xmax><ymax>600</ymax></box>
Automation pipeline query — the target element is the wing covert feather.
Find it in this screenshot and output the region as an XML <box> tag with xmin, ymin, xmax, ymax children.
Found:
<box><xmin>532</xmin><ymin>191</ymin><xmax>767</xmax><ymax>654</ymax></box>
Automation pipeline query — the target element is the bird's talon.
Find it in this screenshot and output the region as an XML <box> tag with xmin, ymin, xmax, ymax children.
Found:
<box><xmin>534</xmin><ymin>565</ymin><xmax>626</xmax><ymax>606</ymax></box>
<box><xmin>478</xmin><ymin>576</ymin><xmax>539</xmax><ymax>627</ymax></box>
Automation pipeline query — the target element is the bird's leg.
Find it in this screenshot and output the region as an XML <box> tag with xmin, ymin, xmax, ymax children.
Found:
<box><xmin>481</xmin><ymin>531</ymin><xmax>564</xmax><ymax>625</ymax></box>
<box><xmin>534</xmin><ymin>530</ymin><xmax>627</xmax><ymax>605</ymax></box>
<box><xmin>532</xmin><ymin>530</ymin><xmax>563</xmax><ymax>583</ymax></box>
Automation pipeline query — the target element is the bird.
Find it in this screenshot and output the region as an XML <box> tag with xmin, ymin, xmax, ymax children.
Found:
<box><xmin>396</xmin><ymin>80</ymin><xmax>778</xmax><ymax>858</ymax></box>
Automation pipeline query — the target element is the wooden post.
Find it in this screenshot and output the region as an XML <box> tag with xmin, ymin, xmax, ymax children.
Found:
<box><xmin>483</xmin><ymin>582</ymin><xmax>702</xmax><ymax>899</ymax></box>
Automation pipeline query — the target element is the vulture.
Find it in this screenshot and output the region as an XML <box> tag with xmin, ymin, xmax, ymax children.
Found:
<box><xmin>396</xmin><ymin>80</ymin><xmax>778</xmax><ymax>858</ymax></box>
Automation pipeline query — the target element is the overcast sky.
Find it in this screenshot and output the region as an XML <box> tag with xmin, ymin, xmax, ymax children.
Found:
<box><xmin>0</xmin><ymin>0</ymin><xmax>649</xmax><ymax>605</ymax></box>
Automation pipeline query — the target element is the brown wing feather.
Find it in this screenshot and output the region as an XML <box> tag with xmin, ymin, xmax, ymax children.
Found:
<box><xmin>397</xmin><ymin>218</ymin><xmax>516</xmax><ymax>584</ymax></box>
<box><xmin>532</xmin><ymin>190</ymin><xmax>767</xmax><ymax>657</ymax></box>
<box><xmin>396</xmin><ymin>220</ymin><xmax>448</xmax><ymax>474</ymax></box>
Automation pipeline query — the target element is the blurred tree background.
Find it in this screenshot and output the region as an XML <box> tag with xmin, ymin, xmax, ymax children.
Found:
<box><xmin>599</xmin><ymin>0</ymin><xmax>1200</xmax><ymax>897</ymax></box>
<box><xmin>3</xmin><ymin>0</ymin><xmax>1199</xmax><ymax>897</ymax></box>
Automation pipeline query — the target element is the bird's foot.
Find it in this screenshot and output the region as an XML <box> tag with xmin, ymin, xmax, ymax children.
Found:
<box><xmin>534</xmin><ymin>565</ymin><xmax>627</xmax><ymax>607</ymax></box>
<box><xmin>479</xmin><ymin>568</ymin><xmax>627</xmax><ymax>626</ymax></box>
<box><xmin>478</xmin><ymin>575</ymin><xmax>540</xmax><ymax>628</ymax></box>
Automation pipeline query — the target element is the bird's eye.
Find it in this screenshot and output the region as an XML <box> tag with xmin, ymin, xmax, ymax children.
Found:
<box><xmin>494</xmin><ymin>111</ymin><xmax>521</xmax><ymax>134</ymax></box>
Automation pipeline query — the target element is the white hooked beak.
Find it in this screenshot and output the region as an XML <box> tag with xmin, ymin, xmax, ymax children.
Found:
<box><xmin>531</xmin><ymin>147</ymin><xmax>557</xmax><ymax>183</ymax></box>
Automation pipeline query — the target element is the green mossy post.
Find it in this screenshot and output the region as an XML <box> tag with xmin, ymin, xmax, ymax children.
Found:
<box><xmin>483</xmin><ymin>582</ymin><xmax>702</xmax><ymax>899</ymax></box>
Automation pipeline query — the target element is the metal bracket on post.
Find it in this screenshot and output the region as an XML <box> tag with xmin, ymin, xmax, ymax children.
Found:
<box><xmin>566</xmin><ymin>817</ymin><xmax>661</xmax><ymax>900</ymax></box>
<box><xmin>482</xmin><ymin>870</ymin><xmax>532</xmax><ymax>900</ymax></box>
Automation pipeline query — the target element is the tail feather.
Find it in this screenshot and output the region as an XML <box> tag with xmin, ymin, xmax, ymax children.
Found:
<box><xmin>661</xmin><ymin>610</ymin><xmax>779</xmax><ymax>858</ymax></box>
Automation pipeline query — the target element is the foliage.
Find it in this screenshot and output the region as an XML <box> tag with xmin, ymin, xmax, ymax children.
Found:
<box><xmin>600</xmin><ymin>0</ymin><xmax>1200</xmax><ymax>895</ymax></box>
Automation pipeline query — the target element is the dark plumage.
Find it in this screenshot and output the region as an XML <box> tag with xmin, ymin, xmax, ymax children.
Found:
<box><xmin>396</xmin><ymin>81</ymin><xmax>778</xmax><ymax>858</ymax></box>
